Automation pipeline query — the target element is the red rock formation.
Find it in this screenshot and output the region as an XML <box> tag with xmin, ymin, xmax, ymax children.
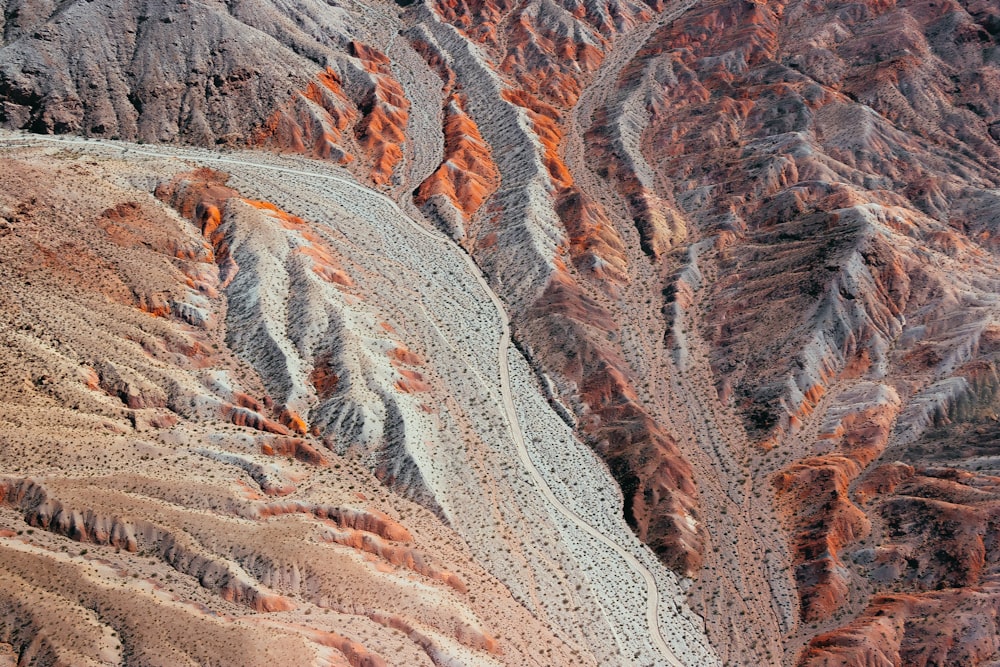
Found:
<box><xmin>320</xmin><ymin>527</ymin><xmax>467</xmax><ymax>593</ymax></box>
<box><xmin>279</xmin><ymin>407</ymin><xmax>309</xmax><ymax>435</ymax></box>
<box><xmin>388</xmin><ymin>346</ymin><xmax>424</xmax><ymax>367</ymax></box>
<box><xmin>500</xmin><ymin>11</ymin><xmax>604</xmax><ymax>107</ymax></box>
<box><xmin>775</xmin><ymin>387</ymin><xmax>899</xmax><ymax>621</ymax></box>
<box><xmin>310</xmin><ymin>353</ymin><xmax>341</xmax><ymax>400</ymax></box>
<box><xmin>797</xmin><ymin>459</ymin><xmax>1000</xmax><ymax>663</ymax></box>
<box><xmin>502</xmin><ymin>89</ymin><xmax>573</xmax><ymax>189</ymax></box>
<box><xmin>0</xmin><ymin>149</ymin><xmax>593</xmax><ymax>666</ymax></box>
<box><xmin>253</xmin><ymin>68</ymin><xmax>358</xmax><ymax>164</ymax></box>
<box><xmin>286</xmin><ymin>626</ymin><xmax>389</xmax><ymax>667</ymax></box>
<box><xmin>242</xmin><ymin>199</ymin><xmax>306</xmax><ymax>227</ymax></box>
<box><xmin>244</xmin><ymin>198</ymin><xmax>355</xmax><ymax>287</ymax></box>
<box><xmin>428</xmin><ymin>0</ymin><xmax>516</xmax><ymax>44</ymax></box>
<box><xmin>0</xmin><ymin>479</ymin><xmax>296</xmax><ymax>613</ymax></box>
<box><xmin>97</xmin><ymin>201</ymin><xmax>209</xmax><ymax>262</ymax></box>
<box><xmin>395</xmin><ymin>369</ymin><xmax>433</xmax><ymax>394</ymax></box>
<box><xmin>802</xmin><ymin>576</ymin><xmax>1000</xmax><ymax>666</ymax></box>
<box><xmin>853</xmin><ymin>462</ymin><xmax>915</xmax><ymax>506</ymax></box>
<box><xmin>251</xmin><ymin>43</ymin><xmax>410</xmax><ymax>187</ymax></box>
<box><xmin>800</xmin><ymin>586</ymin><xmax>1000</xmax><ymax>667</ymax></box>
<box><xmin>585</xmin><ymin>107</ymin><xmax>687</xmax><ymax>259</ymax></box>
<box><xmin>7</xmin><ymin>0</ymin><xmax>1000</xmax><ymax>660</ymax></box>
<box><xmin>261</xmin><ymin>437</ymin><xmax>328</xmax><ymax>466</ymax></box>
<box><xmin>254</xmin><ymin>502</ymin><xmax>413</xmax><ymax>542</ymax></box>
<box><xmin>501</xmin><ymin>89</ymin><xmax>629</xmax><ymax>283</ymax></box>
<box><xmin>350</xmin><ymin>42</ymin><xmax>411</xmax><ymax>186</ymax></box>
<box><xmin>233</xmin><ymin>392</ymin><xmax>265</xmax><ymax>413</ymax></box>
<box><xmin>366</xmin><ymin>609</ymin><xmax>502</xmax><ymax>657</ymax></box>
<box><xmin>415</xmin><ymin>94</ymin><xmax>499</xmax><ymax>221</ymax></box>
<box><xmin>155</xmin><ymin>168</ymin><xmax>241</xmax><ymax>286</ymax></box>
<box><xmin>554</xmin><ymin>187</ymin><xmax>629</xmax><ymax>284</ymax></box>
<box><xmin>775</xmin><ymin>456</ymin><xmax>870</xmax><ymax>621</ymax></box>
<box><xmin>524</xmin><ymin>272</ymin><xmax>705</xmax><ymax>575</ymax></box>
<box><xmin>225</xmin><ymin>404</ymin><xmax>290</xmax><ymax>435</ymax></box>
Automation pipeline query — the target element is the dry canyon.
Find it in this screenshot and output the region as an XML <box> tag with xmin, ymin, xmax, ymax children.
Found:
<box><xmin>1</xmin><ymin>0</ymin><xmax>1000</xmax><ymax>664</ymax></box>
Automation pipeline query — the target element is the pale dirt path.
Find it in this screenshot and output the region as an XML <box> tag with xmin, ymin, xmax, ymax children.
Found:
<box><xmin>1</xmin><ymin>133</ymin><xmax>689</xmax><ymax>666</ymax></box>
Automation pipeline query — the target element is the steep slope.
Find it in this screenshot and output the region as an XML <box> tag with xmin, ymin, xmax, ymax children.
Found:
<box><xmin>0</xmin><ymin>0</ymin><xmax>712</xmax><ymax>587</ymax></box>
<box><xmin>0</xmin><ymin>0</ymin><xmax>426</xmax><ymax>188</ymax></box>
<box><xmin>4</xmin><ymin>0</ymin><xmax>1000</xmax><ymax>663</ymax></box>
<box><xmin>567</xmin><ymin>0</ymin><xmax>1000</xmax><ymax>663</ymax></box>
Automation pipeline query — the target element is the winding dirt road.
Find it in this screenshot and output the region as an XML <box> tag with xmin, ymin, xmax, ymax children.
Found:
<box><xmin>0</xmin><ymin>132</ymin><xmax>688</xmax><ymax>666</ymax></box>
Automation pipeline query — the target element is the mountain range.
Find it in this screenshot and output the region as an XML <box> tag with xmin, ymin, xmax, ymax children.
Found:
<box><xmin>2</xmin><ymin>0</ymin><xmax>1000</xmax><ymax>663</ymax></box>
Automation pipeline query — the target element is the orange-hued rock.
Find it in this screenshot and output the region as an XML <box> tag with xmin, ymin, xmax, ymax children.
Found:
<box><xmin>1</xmin><ymin>479</ymin><xmax>296</xmax><ymax>614</ymax></box>
<box><xmin>365</xmin><ymin>609</ymin><xmax>502</xmax><ymax>657</ymax></box>
<box><xmin>569</xmin><ymin>19</ymin><xmax>1000</xmax><ymax>636</ymax></box>
<box><xmin>499</xmin><ymin>11</ymin><xmax>604</xmax><ymax>107</ymax></box>
<box><xmin>155</xmin><ymin>168</ymin><xmax>241</xmax><ymax>286</ymax></box>
<box><xmin>244</xmin><ymin>198</ymin><xmax>355</xmax><ymax>286</ymax></box>
<box><xmin>433</xmin><ymin>0</ymin><xmax>653</xmax><ymax>108</ymax></box>
<box><xmin>394</xmin><ymin>368</ymin><xmax>433</xmax><ymax>394</ymax></box>
<box><xmin>798</xmin><ymin>462</ymin><xmax>1000</xmax><ymax>664</ymax></box>
<box><xmin>415</xmin><ymin>94</ymin><xmax>499</xmax><ymax>221</ymax></box>
<box><xmin>0</xmin><ymin>147</ymin><xmax>595</xmax><ymax>667</ymax></box>
<box><xmin>554</xmin><ymin>187</ymin><xmax>629</xmax><ymax>284</ymax></box>
<box><xmin>499</xmin><ymin>87</ymin><xmax>629</xmax><ymax>284</ymax></box>
<box><xmin>585</xmin><ymin>107</ymin><xmax>687</xmax><ymax>259</ymax></box>
<box><xmin>853</xmin><ymin>462</ymin><xmax>915</xmax><ymax>505</ymax></box>
<box><xmin>525</xmin><ymin>271</ymin><xmax>704</xmax><ymax>575</ymax></box>
<box><xmin>254</xmin><ymin>503</ymin><xmax>413</xmax><ymax>542</ymax></box>
<box><xmin>350</xmin><ymin>42</ymin><xmax>410</xmax><ymax>186</ymax></box>
<box><xmin>387</xmin><ymin>346</ymin><xmax>424</xmax><ymax>367</ymax></box>
<box><xmin>775</xmin><ymin>456</ymin><xmax>870</xmax><ymax>621</ymax></box>
<box><xmin>800</xmin><ymin>583</ymin><xmax>1000</xmax><ymax>667</ymax></box>
<box><xmin>252</xmin><ymin>45</ymin><xmax>410</xmax><ymax>186</ymax></box>
<box><xmin>6</xmin><ymin>0</ymin><xmax>1000</xmax><ymax>660</ymax></box>
<box><xmin>279</xmin><ymin>407</ymin><xmax>309</xmax><ymax>435</ymax></box>
<box><xmin>261</xmin><ymin>437</ymin><xmax>327</xmax><ymax>466</ymax></box>
<box><xmin>286</xmin><ymin>626</ymin><xmax>388</xmax><ymax>667</ymax></box>
<box><xmin>775</xmin><ymin>386</ymin><xmax>899</xmax><ymax>621</ymax></box>
<box><xmin>300</xmin><ymin>244</ymin><xmax>355</xmax><ymax>286</ymax></box>
<box><xmin>876</xmin><ymin>469</ymin><xmax>1000</xmax><ymax>589</ymax></box>
<box><xmin>233</xmin><ymin>391</ymin><xmax>265</xmax><ymax>413</ymax></box>
<box><xmin>428</xmin><ymin>0</ymin><xmax>515</xmax><ymax>44</ymax></box>
<box><xmin>130</xmin><ymin>411</ymin><xmax>180</xmax><ymax>431</ymax></box>
<box><xmin>310</xmin><ymin>353</ymin><xmax>341</xmax><ymax>400</ymax></box>
<box><xmin>225</xmin><ymin>588</ymin><xmax>297</xmax><ymax>613</ymax></box>
<box><xmin>502</xmin><ymin>89</ymin><xmax>572</xmax><ymax>189</ymax></box>
<box><xmin>97</xmin><ymin>201</ymin><xmax>210</xmax><ymax>262</ymax></box>
<box><xmin>321</xmin><ymin>526</ymin><xmax>468</xmax><ymax>593</ymax></box>
<box><xmin>242</xmin><ymin>199</ymin><xmax>307</xmax><ymax>228</ymax></box>
<box><xmin>95</xmin><ymin>361</ymin><xmax>168</xmax><ymax>410</ymax></box>
<box><xmin>252</xmin><ymin>67</ymin><xmax>357</xmax><ymax>164</ymax></box>
<box><xmin>225</xmin><ymin>404</ymin><xmax>290</xmax><ymax>435</ymax></box>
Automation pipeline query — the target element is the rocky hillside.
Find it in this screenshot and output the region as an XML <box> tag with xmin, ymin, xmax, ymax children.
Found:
<box><xmin>2</xmin><ymin>0</ymin><xmax>1000</xmax><ymax>664</ymax></box>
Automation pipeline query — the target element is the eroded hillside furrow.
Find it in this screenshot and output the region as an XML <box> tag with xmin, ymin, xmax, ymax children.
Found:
<box><xmin>0</xmin><ymin>133</ymin><xmax>719</xmax><ymax>665</ymax></box>
<box><xmin>0</xmin><ymin>134</ymin><xmax>595</xmax><ymax>667</ymax></box>
<box><xmin>409</xmin><ymin>0</ymin><xmax>714</xmax><ymax>583</ymax></box>
<box><xmin>6</xmin><ymin>0</ymin><xmax>1000</xmax><ymax>662</ymax></box>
